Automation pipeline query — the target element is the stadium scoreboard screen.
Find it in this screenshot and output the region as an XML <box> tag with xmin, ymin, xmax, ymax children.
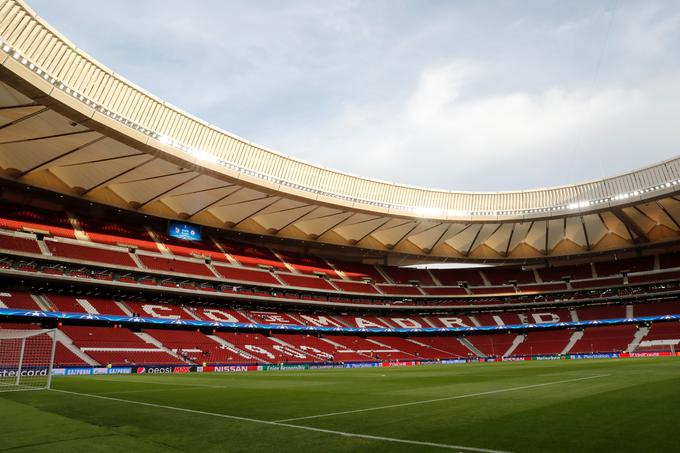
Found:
<box><xmin>168</xmin><ymin>221</ymin><xmax>201</xmax><ymax>241</ymax></box>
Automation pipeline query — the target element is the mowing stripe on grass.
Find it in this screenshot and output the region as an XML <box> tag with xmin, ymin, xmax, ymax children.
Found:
<box><xmin>82</xmin><ymin>377</ymin><xmax>226</xmax><ymax>388</ymax></box>
<box><xmin>275</xmin><ymin>374</ymin><xmax>610</xmax><ymax>422</ymax></box>
<box><xmin>0</xmin><ymin>387</ymin><xmax>46</xmax><ymax>393</ymax></box>
<box><xmin>50</xmin><ymin>389</ymin><xmax>510</xmax><ymax>453</ymax></box>
<box><xmin>95</xmin><ymin>387</ymin><xmax>225</xmax><ymax>396</ymax></box>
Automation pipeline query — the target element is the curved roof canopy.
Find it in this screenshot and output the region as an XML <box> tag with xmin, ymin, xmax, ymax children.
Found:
<box><xmin>1</xmin><ymin>0</ymin><xmax>680</xmax><ymax>262</ymax></box>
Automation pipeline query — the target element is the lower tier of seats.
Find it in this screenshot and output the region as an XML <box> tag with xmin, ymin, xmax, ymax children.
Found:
<box><xmin>2</xmin><ymin>320</ymin><xmax>678</xmax><ymax>368</ymax></box>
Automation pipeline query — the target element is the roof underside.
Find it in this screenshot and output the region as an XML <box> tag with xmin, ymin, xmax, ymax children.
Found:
<box><xmin>2</xmin><ymin>79</ymin><xmax>680</xmax><ymax>263</ymax></box>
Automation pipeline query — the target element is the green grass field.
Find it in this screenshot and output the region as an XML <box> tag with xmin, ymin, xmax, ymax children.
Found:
<box><xmin>1</xmin><ymin>358</ymin><xmax>679</xmax><ymax>452</ymax></box>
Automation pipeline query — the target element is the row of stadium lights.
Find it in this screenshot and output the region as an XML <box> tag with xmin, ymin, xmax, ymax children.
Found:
<box><xmin>4</xmin><ymin>42</ymin><xmax>679</xmax><ymax>218</ymax></box>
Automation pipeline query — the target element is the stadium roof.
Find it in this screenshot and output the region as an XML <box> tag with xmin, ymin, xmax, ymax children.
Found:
<box><xmin>1</xmin><ymin>0</ymin><xmax>680</xmax><ymax>262</ymax></box>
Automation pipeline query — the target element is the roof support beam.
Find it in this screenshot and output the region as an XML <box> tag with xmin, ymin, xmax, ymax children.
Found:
<box><xmin>387</xmin><ymin>222</ymin><xmax>422</xmax><ymax>250</ymax></box>
<box><xmin>215</xmin><ymin>194</ymin><xmax>274</xmax><ymax>209</ymax></box>
<box><xmin>0</xmin><ymin>107</ymin><xmax>48</xmax><ymax>132</ymax></box>
<box><xmin>0</xmin><ymin>129</ymin><xmax>96</xmax><ymax>146</ymax></box>
<box><xmin>231</xmin><ymin>197</ymin><xmax>282</xmax><ymax>228</ymax></box>
<box><xmin>17</xmin><ymin>135</ymin><xmax>105</xmax><ymax>177</ymax></box>
<box><xmin>428</xmin><ymin>224</ymin><xmax>461</xmax><ymax>254</ymax></box>
<box><xmin>135</xmin><ymin>173</ymin><xmax>201</xmax><ymax>209</ymax></box>
<box><xmin>169</xmin><ymin>183</ymin><xmax>235</xmax><ymax>199</ymax></box>
<box><xmin>612</xmin><ymin>208</ymin><xmax>649</xmax><ymax>244</ymax></box>
<box><xmin>504</xmin><ymin>223</ymin><xmax>516</xmax><ymax>256</ymax></box>
<box><xmin>657</xmin><ymin>201</ymin><xmax>680</xmax><ymax>230</ymax></box>
<box><xmin>353</xmin><ymin>218</ymin><xmax>394</xmax><ymax>246</ymax></box>
<box><xmin>79</xmin><ymin>155</ymin><xmax>156</xmax><ymax>195</ymax></box>
<box><xmin>187</xmin><ymin>186</ymin><xmax>240</xmax><ymax>218</ymax></box>
<box><xmin>0</xmin><ymin>102</ymin><xmax>41</xmax><ymax>110</ymax></box>
<box><xmin>464</xmin><ymin>225</ymin><xmax>483</xmax><ymax>257</ymax></box>
<box><xmin>311</xmin><ymin>212</ymin><xmax>356</xmax><ymax>240</ymax></box>
<box><xmin>271</xmin><ymin>206</ymin><xmax>320</xmax><ymax>233</ymax></box>
<box><xmin>581</xmin><ymin>216</ymin><xmax>592</xmax><ymax>250</ymax></box>
<box><xmin>61</xmin><ymin>152</ymin><xmax>145</xmax><ymax>168</ymax></box>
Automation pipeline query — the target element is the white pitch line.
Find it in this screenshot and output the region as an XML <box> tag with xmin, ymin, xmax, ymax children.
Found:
<box><xmin>275</xmin><ymin>374</ymin><xmax>611</xmax><ymax>423</ymax></box>
<box><xmin>50</xmin><ymin>389</ymin><xmax>510</xmax><ymax>453</ymax></box>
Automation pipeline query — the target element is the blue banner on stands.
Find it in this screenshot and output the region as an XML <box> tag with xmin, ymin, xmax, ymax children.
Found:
<box><xmin>65</xmin><ymin>368</ymin><xmax>93</xmax><ymax>375</ymax></box>
<box><xmin>343</xmin><ymin>362</ymin><xmax>381</xmax><ymax>368</ymax></box>
<box><xmin>568</xmin><ymin>353</ymin><xmax>620</xmax><ymax>360</ymax></box>
<box><xmin>51</xmin><ymin>368</ymin><xmax>93</xmax><ymax>376</ymax></box>
<box><xmin>52</xmin><ymin>367</ymin><xmax>132</xmax><ymax>376</ymax></box>
<box><xmin>1</xmin><ymin>307</ymin><xmax>678</xmax><ymax>335</ymax></box>
<box><xmin>46</xmin><ymin>352</ymin><xmax>671</xmax><ymax>377</ymax></box>
<box><xmin>92</xmin><ymin>367</ymin><xmax>133</xmax><ymax>375</ymax></box>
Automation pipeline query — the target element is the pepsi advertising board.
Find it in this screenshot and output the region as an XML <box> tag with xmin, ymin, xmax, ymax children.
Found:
<box><xmin>168</xmin><ymin>221</ymin><xmax>201</xmax><ymax>241</ymax></box>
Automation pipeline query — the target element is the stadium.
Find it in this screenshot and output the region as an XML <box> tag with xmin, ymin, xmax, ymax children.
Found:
<box><xmin>0</xmin><ymin>1</ymin><xmax>679</xmax><ymax>451</ymax></box>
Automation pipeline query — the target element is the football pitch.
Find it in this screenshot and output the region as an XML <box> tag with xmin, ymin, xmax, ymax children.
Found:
<box><xmin>1</xmin><ymin>358</ymin><xmax>679</xmax><ymax>452</ymax></box>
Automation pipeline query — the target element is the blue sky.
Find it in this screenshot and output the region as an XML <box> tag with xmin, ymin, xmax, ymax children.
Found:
<box><xmin>29</xmin><ymin>0</ymin><xmax>680</xmax><ymax>191</ymax></box>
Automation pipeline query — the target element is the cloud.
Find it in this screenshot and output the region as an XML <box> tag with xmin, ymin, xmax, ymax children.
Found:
<box><xmin>256</xmin><ymin>57</ymin><xmax>680</xmax><ymax>191</ymax></box>
<box><xmin>27</xmin><ymin>0</ymin><xmax>680</xmax><ymax>191</ymax></box>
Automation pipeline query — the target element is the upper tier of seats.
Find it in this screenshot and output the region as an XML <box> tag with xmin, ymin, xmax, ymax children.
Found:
<box><xmin>1</xmin><ymin>199</ymin><xmax>679</xmax><ymax>300</ymax></box>
<box><xmin>1</xmin><ymin>250</ymin><xmax>678</xmax><ymax>310</ymax></box>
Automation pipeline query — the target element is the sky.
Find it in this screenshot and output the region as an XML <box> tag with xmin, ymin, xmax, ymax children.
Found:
<box><xmin>28</xmin><ymin>0</ymin><xmax>680</xmax><ymax>192</ymax></box>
